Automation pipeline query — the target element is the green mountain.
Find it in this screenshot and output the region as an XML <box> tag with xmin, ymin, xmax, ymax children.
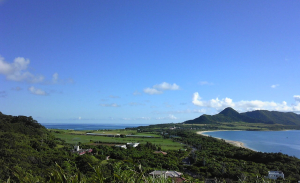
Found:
<box><xmin>184</xmin><ymin>107</ymin><xmax>267</xmax><ymax>124</ymax></box>
<box><xmin>0</xmin><ymin>112</ymin><xmax>62</xmax><ymax>181</ymax></box>
<box><xmin>183</xmin><ymin>107</ymin><xmax>300</xmax><ymax>125</ymax></box>
<box><xmin>241</xmin><ymin>110</ymin><xmax>300</xmax><ymax>125</ymax></box>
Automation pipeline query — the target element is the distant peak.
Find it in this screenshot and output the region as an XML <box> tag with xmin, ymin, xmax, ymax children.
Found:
<box><xmin>219</xmin><ymin>107</ymin><xmax>239</xmax><ymax>116</ymax></box>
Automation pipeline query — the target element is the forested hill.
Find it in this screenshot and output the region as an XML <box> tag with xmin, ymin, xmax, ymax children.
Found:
<box><xmin>0</xmin><ymin>112</ymin><xmax>48</xmax><ymax>136</ymax></box>
<box><xmin>183</xmin><ymin>107</ymin><xmax>267</xmax><ymax>124</ymax></box>
<box><xmin>183</xmin><ymin>107</ymin><xmax>300</xmax><ymax>125</ymax></box>
<box><xmin>0</xmin><ymin>112</ymin><xmax>61</xmax><ymax>181</ymax></box>
<box><xmin>242</xmin><ymin>110</ymin><xmax>300</xmax><ymax>125</ymax></box>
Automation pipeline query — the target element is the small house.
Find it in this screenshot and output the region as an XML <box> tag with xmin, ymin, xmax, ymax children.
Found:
<box><xmin>71</xmin><ymin>145</ymin><xmax>92</xmax><ymax>155</ymax></box>
<box><xmin>267</xmin><ymin>171</ymin><xmax>284</xmax><ymax>180</ymax></box>
<box><xmin>149</xmin><ymin>170</ymin><xmax>182</xmax><ymax>178</ymax></box>
<box><xmin>153</xmin><ymin>151</ymin><xmax>167</xmax><ymax>155</ymax></box>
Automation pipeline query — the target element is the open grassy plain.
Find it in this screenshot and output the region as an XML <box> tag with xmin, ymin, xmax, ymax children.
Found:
<box><xmin>50</xmin><ymin>129</ymin><xmax>184</xmax><ymax>150</ymax></box>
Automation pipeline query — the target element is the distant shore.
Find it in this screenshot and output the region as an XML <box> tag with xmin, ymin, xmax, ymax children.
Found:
<box><xmin>196</xmin><ymin>130</ymin><xmax>255</xmax><ymax>151</ymax></box>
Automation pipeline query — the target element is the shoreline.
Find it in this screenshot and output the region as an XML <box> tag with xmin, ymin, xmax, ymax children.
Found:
<box><xmin>196</xmin><ymin>130</ymin><xmax>255</xmax><ymax>151</ymax></box>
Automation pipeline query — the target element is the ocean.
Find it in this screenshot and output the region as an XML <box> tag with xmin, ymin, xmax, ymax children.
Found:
<box><xmin>203</xmin><ymin>130</ymin><xmax>300</xmax><ymax>159</ymax></box>
<box><xmin>42</xmin><ymin>123</ymin><xmax>148</xmax><ymax>130</ymax></box>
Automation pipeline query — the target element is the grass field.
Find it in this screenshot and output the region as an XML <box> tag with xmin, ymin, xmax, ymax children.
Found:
<box><xmin>50</xmin><ymin>129</ymin><xmax>184</xmax><ymax>150</ymax></box>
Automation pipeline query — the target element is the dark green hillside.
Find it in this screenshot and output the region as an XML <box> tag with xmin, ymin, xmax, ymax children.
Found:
<box><xmin>0</xmin><ymin>112</ymin><xmax>66</xmax><ymax>181</ymax></box>
<box><xmin>184</xmin><ymin>114</ymin><xmax>216</xmax><ymax>124</ymax></box>
<box><xmin>242</xmin><ymin>110</ymin><xmax>300</xmax><ymax>125</ymax></box>
<box><xmin>184</xmin><ymin>107</ymin><xmax>267</xmax><ymax>124</ymax></box>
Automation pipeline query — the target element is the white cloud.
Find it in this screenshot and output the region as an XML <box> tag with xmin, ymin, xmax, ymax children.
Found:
<box><xmin>153</xmin><ymin>82</ymin><xmax>180</xmax><ymax>90</ymax></box>
<box><xmin>100</xmin><ymin>103</ymin><xmax>120</xmax><ymax>107</ymax></box>
<box><xmin>144</xmin><ymin>88</ymin><xmax>163</xmax><ymax>95</ymax></box>
<box><xmin>144</xmin><ymin>82</ymin><xmax>180</xmax><ymax>95</ymax></box>
<box><xmin>78</xmin><ymin>117</ymin><xmax>81</xmax><ymax>120</ymax></box>
<box><xmin>192</xmin><ymin>92</ymin><xmax>300</xmax><ymax>112</ymax></box>
<box><xmin>0</xmin><ymin>56</ymin><xmax>44</xmax><ymax>83</ymax></box>
<box><xmin>28</xmin><ymin>86</ymin><xmax>47</xmax><ymax>96</ymax></box>
<box><xmin>271</xmin><ymin>84</ymin><xmax>279</xmax><ymax>88</ymax></box>
<box><xmin>199</xmin><ymin>81</ymin><xmax>214</xmax><ymax>85</ymax></box>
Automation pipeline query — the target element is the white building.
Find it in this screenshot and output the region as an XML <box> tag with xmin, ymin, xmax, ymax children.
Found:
<box><xmin>74</xmin><ymin>145</ymin><xmax>80</xmax><ymax>151</ymax></box>
<box><xmin>127</xmin><ymin>142</ymin><xmax>139</xmax><ymax>147</ymax></box>
<box><xmin>267</xmin><ymin>171</ymin><xmax>284</xmax><ymax>180</ymax></box>
<box><xmin>115</xmin><ymin>145</ymin><xmax>127</xmax><ymax>149</ymax></box>
<box><xmin>149</xmin><ymin>171</ymin><xmax>182</xmax><ymax>178</ymax></box>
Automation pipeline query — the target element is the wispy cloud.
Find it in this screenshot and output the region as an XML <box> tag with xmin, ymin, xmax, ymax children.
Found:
<box><xmin>144</xmin><ymin>88</ymin><xmax>163</xmax><ymax>95</ymax></box>
<box><xmin>11</xmin><ymin>87</ymin><xmax>22</xmax><ymax>91</ymax></box>
<box><xmin>28</xmin><ymin>86</ymin><xmax>48</xmax><ymax>96</ymax></box>
<box><xmin>199</xmin><ymin>81</ymin><xmax>214</xmax><ymax>85</ymax></box>
<box><xmin>100</xmin><ymin>103</ymin><xmax>120</xmax><ymax>107</ymax></box>
<box><xmin>294</xmin><ymin>95</ymin><xmax>300</xmax><ymax>102</ymax></box>
<box><xmin>52</xmin><ymin>73</ymin><xmax>59</xmax><ymax>83</ymax></box>
<box><xmin>156</xmin><ymin>114</ymin><xmax>177</xmax><ymax>120</ymax></box>
<box><xmin>128</xmin><ymin>102</ymin><xmax>145</xmax><ymax>106</ymax></box>
<box><xmin>109</xmin><ymin>95</ymin><xmax>120</xmax><ymax>98</ymax></box>
<box><xmin>122</xmin><ymin>117</ymin><xmax>151</xmax><ymax>121</ymax></box>
<box><xmin>271</xmin><ymin>84</ymin><xmax>279</xmax><ymax>88</ymax></box>
<box><xmin>144</xmin><ymin>82</ymin><xmax>180</xmax><ymax>95</ymax></box>
<box><xmin>49</xmin><ymin>72</ymin><xmax>74</xmax><ymax>84</ymax></box>
<box><xmin>133</xmin><ymin>91</ymin><xmax>141</xmax><ymax>96</ymax></box>
<box><xmin>192</xmin><ymin>92</ymin><xmax>300</xmax><ymax>112</ymax></box>
<box><xmin>154</xmin><ymin>109</ymin><xmax>207</xmax><ymax>114</ymax></box>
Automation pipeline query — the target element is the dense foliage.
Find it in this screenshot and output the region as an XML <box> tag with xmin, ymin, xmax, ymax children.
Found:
<box><xmin>242</xmin><ymin>110</ymin><xmax>300</xmax><ymax>125</ymax></box>
<box><xmin>0</xmin><ymin>112</ymin><xmax>69</xmax><ymax>181</ymax></box>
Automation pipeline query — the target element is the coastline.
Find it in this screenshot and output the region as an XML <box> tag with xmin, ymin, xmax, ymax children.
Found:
<box><xmin>196</xmin><ymin>130</ymin><xmax>255</xmax><ymax>151</ymax></box>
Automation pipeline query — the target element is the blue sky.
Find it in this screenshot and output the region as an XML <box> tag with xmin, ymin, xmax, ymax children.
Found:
<box><xmin>1</xmin><ymin>0</ymin><xmax>300</xmax><ymax>124</ymax></box>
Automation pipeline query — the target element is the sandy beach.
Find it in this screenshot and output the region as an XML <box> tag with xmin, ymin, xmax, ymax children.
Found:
<box><xmin>196</xmin><ymin>130</ymin><xmax>252</xmax><ymax>150</ymax></box>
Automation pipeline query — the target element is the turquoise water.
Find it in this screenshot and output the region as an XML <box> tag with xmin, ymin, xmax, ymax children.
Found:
<box><xmin>203</xmin><ymin>130</ymin><xmax>300</xmax><ymax>159</ymax></box>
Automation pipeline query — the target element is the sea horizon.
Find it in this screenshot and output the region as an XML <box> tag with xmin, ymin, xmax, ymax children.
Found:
<box><xmin>41</xmin><ymin>123</ymin><xmax>151</xmax><ymax>130</ymax></box>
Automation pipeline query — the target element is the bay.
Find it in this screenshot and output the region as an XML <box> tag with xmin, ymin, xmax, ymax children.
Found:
<box><xmin>41</xmin><ymin>123</ymin><xmax>148</xmax><ymax>130</ymax></box>
<box><xmin>203</xmin><ymin>130</ymin><xmax>300</xmax><ymax>159</ymax></box>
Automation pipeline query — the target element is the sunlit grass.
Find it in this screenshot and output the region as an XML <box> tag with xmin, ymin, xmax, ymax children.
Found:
<box><xmin>51</xmin><ymin>130</ymin><xmax>184</xmax><ymax>150</ymax></box>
